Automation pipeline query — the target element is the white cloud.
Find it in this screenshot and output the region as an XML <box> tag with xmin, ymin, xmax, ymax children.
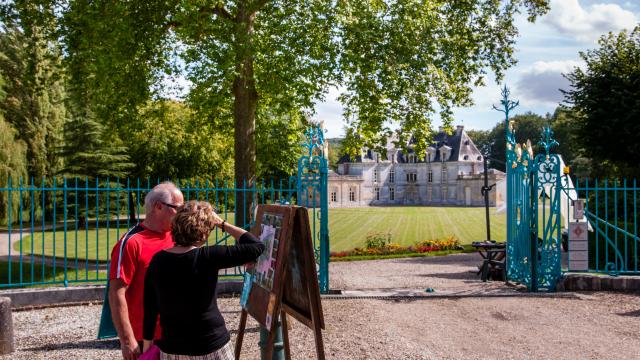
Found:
<box><xmin>515</xmin><ymin>60</ymin><xmax>584</xmax><ymax>104</ymax></box>
<box><xmin>543</xmin><ymin>0</ymin><xmax>637</xmax><ymax>43</ymax></box>
<box><xmin>313</xmin><ymin>86</ymin><xmax>346</xmax><ymax>138</ymax></box>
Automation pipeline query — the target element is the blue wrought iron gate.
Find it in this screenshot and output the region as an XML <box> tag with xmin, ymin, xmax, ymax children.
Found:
<box><xmin>297</xmin><ymin>125</ymin><xmax>330</xmax><ymax>293</ymax></box>
<box><xmin>498</xmin><ymin>87</ymin><xmax>563</xmax><ymax>291</ymax></box>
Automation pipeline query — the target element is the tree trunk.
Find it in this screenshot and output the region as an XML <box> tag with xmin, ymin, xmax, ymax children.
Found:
<box><xmin>233</xmin><ymin>6</ymin><xmax>257</xmax><ymax>227</ymax></box>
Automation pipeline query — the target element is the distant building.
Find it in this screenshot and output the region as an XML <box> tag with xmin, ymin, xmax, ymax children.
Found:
<box><xmin>328</xmin><ymin>125</ymin><xmax>504</xmax><ymax>207</ymax></box>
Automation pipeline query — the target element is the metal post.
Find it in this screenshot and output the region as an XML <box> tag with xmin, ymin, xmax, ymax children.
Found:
<box><xmin>259</xmin><ymin>320</ymin><xmax>284</xmax><ymax>360</ymax></box>
<box><xmin>529</xmin><ymin>171</ymin><xmax>538</xmax><ymax>292</ymax></box>
<box><xmin>319</xmin><ymin>157</ymin><xmax>329</xmax><ymax>293</ymax></box>
<box><xmin>482</xmin><ymin>155</ymin><xmax>492</xmax><ymax>242</ymax></box>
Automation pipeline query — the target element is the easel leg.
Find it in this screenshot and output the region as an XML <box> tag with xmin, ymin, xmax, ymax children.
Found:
<box><xmin>263</xmin><ymin>329</ymin><xmax>276</xmax><ymax>360</ymax></box>
<box><xmin>281</xmin><ymin>311</ymin><xmax>291</xmax><ymax>360</ymax></box>
<box><xmin>310</xmin><ymin>311</ymin><xmax>325</xmax><ymax>360</ymax></box>
<box><xmin>235</xmin><ymin>309</ymin><xmax>248</xmax><ymax>360</ymax></box>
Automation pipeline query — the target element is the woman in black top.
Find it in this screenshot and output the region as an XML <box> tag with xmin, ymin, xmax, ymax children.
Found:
<box><xmin>142</xmin><ymin>200</ymin><xmax>264</xmax><ymax>359</ymax></box>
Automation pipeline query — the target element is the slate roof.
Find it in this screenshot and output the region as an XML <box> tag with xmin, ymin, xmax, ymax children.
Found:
<box><xmin>337</xmin><ymin>126</ymin><xmax>482</xmax><ymax>164</ymax></box>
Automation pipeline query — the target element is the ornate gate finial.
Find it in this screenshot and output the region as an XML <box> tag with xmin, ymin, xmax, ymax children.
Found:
<box><xmin>493</xmin><ymin>85</ymin><xmax>520</xmax><ymax>169</ymax></box>
<box><xmin>538</xmin><ymin>125</ymin><xmax>559</xmax><ymax>159</ymax></box>
<box><xmin>303</xmin><ymin>122</ymin><xmax>326</xmax><ymax>158</ymax></box>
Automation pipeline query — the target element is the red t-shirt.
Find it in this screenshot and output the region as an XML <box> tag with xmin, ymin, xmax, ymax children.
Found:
<box><xmin>109</xmin><ymin>223</ymin><xmax>174</xmax><ymax>341</ymax></box>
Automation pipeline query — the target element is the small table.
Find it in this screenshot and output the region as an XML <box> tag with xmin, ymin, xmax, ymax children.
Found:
<box><xmin>471</xmin><ymin>241</ymin><xmax>506</xmax><ymax>282</ymax></box>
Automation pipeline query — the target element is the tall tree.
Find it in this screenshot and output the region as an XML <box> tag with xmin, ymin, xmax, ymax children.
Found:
<box><xmin>0</xmin><ymin>75</ymin><xmax>28</xmax><ymax>224</ymax></box>
<box><xmin>59</xmin><ymin>109</ymin><xmax>133</xmax><ymax>179</ymax></box>
<box><xmin>17</xmin><ymin>0</ymin><xmax>549</xmax><ymax>222</ymax></box>
<box><xmin>0</xmin><ymin>12</ymin><xmax>65</xmax><ymax>182</ymax></box>
<box><xmin>563</xmin><ymin>26</ymin><xmax>640</xmax><ymax>178</ymax></box>
<box><xmin>131</xmin><ymin>100</ymin><xmax>234</xmax><ymax>181</ymax></box>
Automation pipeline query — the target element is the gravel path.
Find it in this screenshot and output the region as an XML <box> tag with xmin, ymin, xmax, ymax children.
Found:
<box><xmin>3</xmin><ymin>254</ymin><xmax>640</xmax><ymax>359</ymax></box>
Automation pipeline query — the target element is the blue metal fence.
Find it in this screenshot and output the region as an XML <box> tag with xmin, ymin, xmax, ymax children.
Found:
<box><xmin>565</xmin><ymin>178</ymin><xmax>640</xmax><ymax>275</ymax></box>
<box><xmin>0</xmin><ymin>178</ymin><xmax>297</xmax><ymax>288</ymax></box>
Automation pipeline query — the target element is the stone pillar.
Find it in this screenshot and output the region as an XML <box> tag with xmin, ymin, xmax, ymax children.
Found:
<box><xmin>0</xmin><ymin>297</ymin><xmax>15</xmax><ymax>354</ymax></box>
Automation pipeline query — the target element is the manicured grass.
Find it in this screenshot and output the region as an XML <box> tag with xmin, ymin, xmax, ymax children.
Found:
<box><xmin>324</xmin><ymin>206</ymin><xmax>506</xmax><ymax>252</ymax></box>
<box><xmin>0</xmin><ymin>260</ymin><xmax>106</xmax><ymax>288</ymax></box>
<box><xmin>15</xmin><ymin>207</ymin><xmax>506</xmax><ymax>259</ymax></box>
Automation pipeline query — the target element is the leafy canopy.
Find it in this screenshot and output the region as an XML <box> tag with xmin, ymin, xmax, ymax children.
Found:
<box><xmin>563</xmin><ymin>26</ymin><xmax>640</xmax><ymax>178</ymax></box>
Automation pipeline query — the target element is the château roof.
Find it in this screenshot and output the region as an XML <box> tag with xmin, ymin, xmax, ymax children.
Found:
<box><xmin>337</xmin><ymin>126</ymin><xmax>483</xmax><ymax>164</ymax></box>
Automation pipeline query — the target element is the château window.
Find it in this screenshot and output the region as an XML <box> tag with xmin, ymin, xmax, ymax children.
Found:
<box><xmin>349</xmin><ymin>188</ymin><xmax>355</xmax><ymax>202</ymax></box>
<box><xmin>389</xmin><ymin>187</ymin><xmax>395</xmax><ymax>201</ymax></box>
<box><xmin>331</xmin><ymin>191</ymin><xmax>337</xmax><ymax>202</ymax></box>
<box><xmin>428</xmin><ymin>169</ymin><xmax>433</xmax><ymax>183</ymax></box>
<box><xmin>406</xmin><ymin>173</ymin><xmax>417</xmax><ymax>183</ymax></box>
<box><xmin>375</xmin><ymin>187</ymin><xmax>380</xmax><ymax>200</ymax></box>
<box><xmin>373</xmin><ymin>168</ymin><xmax>378</xmax><ymax>183</ymax></box>
<box><xmin>442</xmin><ymin>166</ymin><xmax>447</xmax><ymax>183</ymax></box>
<box><xmin>389</xmin><ymin>169</ymin><xmax>395</xmax><ymax>183</ymax></box>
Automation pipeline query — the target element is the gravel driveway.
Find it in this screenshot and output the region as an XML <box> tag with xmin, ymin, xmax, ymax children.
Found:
<box><xmin>3</xmin><ymin>254</ymin><xmax>640</xmax><ymax>359</ymax></box>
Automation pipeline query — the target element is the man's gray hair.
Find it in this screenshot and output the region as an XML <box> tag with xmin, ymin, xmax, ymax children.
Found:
<box><xmin>144</xmin><ymin>181</ymin><xmax>180</xmax><ymax>214</ymax></box>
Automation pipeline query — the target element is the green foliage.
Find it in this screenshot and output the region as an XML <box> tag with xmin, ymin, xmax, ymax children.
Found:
<box><xmin>60</xmin><ymin>110</ymin><xmax>133</xmax><ymax>179</ymax></box>
<box><xmin>0</xmin><ymin>76</ymin><xmax>28</xmax><ymax>224</ymax></box>
<box><xmin>327</xmin><ymin>138</ymin><xmax>344</xmax><ymax>171</ymax></box>
<box><xmin>478</xmin><ymin>111</ymin><xmax>576</xmax><ymax>172</ymax></box>
<box><xmin>131</xmin><ymin>100</ymin><xmax>234</xmax><ymax>180</ymax></box>
<box><xmin>0</xmin><ymin>18</ymin><xmax>65</xmax><ymax>181</ymax></box>
<box><xmin>338</xmin><ymin>1</ymin><xmax>549</xmax><ymax>158</ymax></box>
<box><xmin>255</xmin><ymin>105</ymin><xmax>307</xmax><ymax>179</ymax></box>
<box><xmin>563</xmin><ymin>26</ymin><xmax>640</xmax><ymax>178</ymax></box>
<box><xmin>364</xmin><ymin>231</ymin><xmax>392</xmax><ymax>249</ymax></box>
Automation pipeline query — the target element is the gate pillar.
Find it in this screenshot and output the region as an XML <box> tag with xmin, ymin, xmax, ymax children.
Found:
<box><xmin>297</xmin><ymin>124</ymin><xmax>330</xmax><ymax>293</ymax></box>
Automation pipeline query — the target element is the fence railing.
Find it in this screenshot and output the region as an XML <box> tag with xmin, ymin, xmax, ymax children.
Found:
<box><xmin>0</xmin><ymin>177</ymin><xmax>297</xmax><ymax>288</ymax></box>
<box><xmin>565</xmin><ymin>178</ymin><xmax>640</xmax><ymax>275</ymax></box>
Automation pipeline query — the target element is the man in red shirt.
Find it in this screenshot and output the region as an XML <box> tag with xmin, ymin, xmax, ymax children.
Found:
<box><xmin>109</xmin><ymin>182</ymin><xmax>184</xmax><ymax>360</ymax></box>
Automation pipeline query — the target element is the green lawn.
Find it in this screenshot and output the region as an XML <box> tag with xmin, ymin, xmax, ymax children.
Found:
<box><xmin>324</xmin><ymin>207</ymin><xmax>505</xmax><ymax>251</ymax></box>
<box><xmin>0</xmin><ymin>260</ymin><xmax>106</xmax><ymax>288</ymax></box>
<box><xmin>14</xmin><ymin>207</ymin><xmax>506</xmax><ymax>259</ymax></box>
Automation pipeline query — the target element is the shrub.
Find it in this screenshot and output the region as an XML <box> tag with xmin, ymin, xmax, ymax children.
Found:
<box><xmin>330</xmin><ymin>235</ymin><xmax>464</xmax><ymax>260</ymax></box>
<box><xmin>365</xmin><ymin>232</ymin><xmax>392</xmax><ymax>249</ymax></box>
<box><xmin>415</xmin><ymin>236</ymin><xmax>461</xmax><ymax>251</ymax></box>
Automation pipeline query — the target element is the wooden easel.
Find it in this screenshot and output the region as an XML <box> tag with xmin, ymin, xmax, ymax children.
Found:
<box><xmin>235</xmin><ymin>206</ymin><xmax>325</xmax><ymax>360</ymax></box>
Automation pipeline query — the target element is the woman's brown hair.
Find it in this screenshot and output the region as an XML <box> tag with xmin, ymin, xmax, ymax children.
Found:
<box><xmin>171</xmin><ymin>201</ymin><xmax>216</xmax><ymax>246</ymax></box>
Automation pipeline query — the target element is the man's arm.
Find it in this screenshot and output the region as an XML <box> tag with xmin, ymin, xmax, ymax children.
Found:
<box><xmin>109</xmin><ymin>278</ymin><xmax>140</xmax><ymax>360</ymax></box>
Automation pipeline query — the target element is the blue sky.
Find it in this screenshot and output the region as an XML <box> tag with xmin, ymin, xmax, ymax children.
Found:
<box><xmin>315</xmin><ymin>0</ymin><xmax>640</xmax><ymax>138</ymax></box>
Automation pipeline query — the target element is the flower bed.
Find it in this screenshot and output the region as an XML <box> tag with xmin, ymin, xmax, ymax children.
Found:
<box><xmin>330</xmin><ymin>233</ymin><xmax>465</xmax><ymax>260</ymax></box>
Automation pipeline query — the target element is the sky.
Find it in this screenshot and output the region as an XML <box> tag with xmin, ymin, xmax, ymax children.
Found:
<box><xmin>314</xmin><ymin>0</ymin><xmax>640</xmax><ymax>138</ymax></box>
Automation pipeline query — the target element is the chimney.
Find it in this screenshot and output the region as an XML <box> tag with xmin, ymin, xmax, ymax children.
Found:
<box><xmin>456</xmin><ymin>125</ymin><xmax>464</xmax><ymax>135</ymax></box>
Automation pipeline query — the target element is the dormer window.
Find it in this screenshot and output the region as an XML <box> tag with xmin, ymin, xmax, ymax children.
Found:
<box><xmin>463</xmin><ymin>155</ymin><xmax>469</xmax><ymax>160</ymax></box>
<box><xmin>477</xmin><ymin>155</ymin><xmax>482</xmax><ymax>161</ymax></box>
<box><xmin>439</xmin><ymin>145</ymin><xmax>452</xmax><ymax>162</ymax></box>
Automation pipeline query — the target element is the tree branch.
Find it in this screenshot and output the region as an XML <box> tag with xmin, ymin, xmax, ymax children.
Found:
<box><xmin>164</xmin><ymin>4</ymin><xmax>233</xmax><ymax>30</ymax></box>
<box><xmin>202</xmin><ymin>4</ymin><xmax>233</xmax><ymax>21</ymax></box>
<box><xmin>248</xmin><ymin>0</ymin><xmax>270</xmax><ymax>14</ymax></box>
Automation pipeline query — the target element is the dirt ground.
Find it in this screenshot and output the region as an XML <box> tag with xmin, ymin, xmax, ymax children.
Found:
<box><xmin>3</xmin><ymin>254</ymin><xmax>640</xmax><ymax>359</ymax></box>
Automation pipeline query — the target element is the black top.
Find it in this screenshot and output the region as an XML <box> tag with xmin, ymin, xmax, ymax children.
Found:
<box><xmin>143</xmin><ymin>232</ymin><xmax>264</xmax><ymax>355</ymax></box>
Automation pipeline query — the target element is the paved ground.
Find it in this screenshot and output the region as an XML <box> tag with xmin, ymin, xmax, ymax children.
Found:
<box><xmin>0</xmin><ymin>231</ymin><xmax>27</xmax><ymax>257</ymax></box>
<box><xmin>2</xmin><ymin>254</ymin><xmax>640</xmax><ymax>359</ymax></box>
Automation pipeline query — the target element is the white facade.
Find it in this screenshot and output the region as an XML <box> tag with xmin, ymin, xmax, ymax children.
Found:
<box><xmin>328</xmin><ymin>126</ymin><xmax>504</xmax><ymax>207</ymax></box>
